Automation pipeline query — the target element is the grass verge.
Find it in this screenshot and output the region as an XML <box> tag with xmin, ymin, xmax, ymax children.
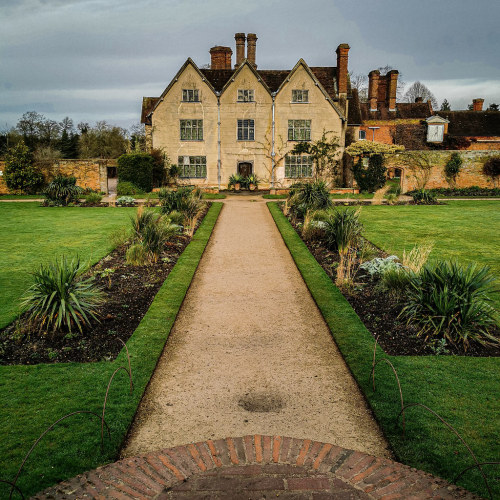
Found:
<box><xmin>268</xmin><ymin>202</ymin><xmax>500</xmax><ymax>499</ymax></box>
<box><xmin>0</xmin><ymin>202</ymin><xmax>223</xmax><ymax>498</ymax></box>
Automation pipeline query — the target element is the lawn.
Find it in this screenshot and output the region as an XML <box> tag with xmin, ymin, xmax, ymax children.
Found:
<box><xmin>0</xmin><ymin>202</ymin><xmax>222</xmax><ymax>498</ymax></box>
<box><xmin>269</xmin><ymin>201</ymin><xmax>500</xmax><ymax>499</ymax></box>
<box><xmin>0</xmin><ymin>203</ymin><xmax>136</xmax><ymax>329</ymax></box>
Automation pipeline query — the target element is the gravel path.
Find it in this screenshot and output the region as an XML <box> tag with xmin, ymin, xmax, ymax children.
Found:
<box><xmin>121</xmin><ymin>197</ymin><xmax>390</xmax><ymax>459</ymax></box>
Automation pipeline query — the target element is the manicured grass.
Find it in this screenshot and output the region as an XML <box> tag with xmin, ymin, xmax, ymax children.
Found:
<box><xmin>262</xmin><ymin>194</ymin><xmax>287</xmax><ymax>199</ymax></box>
<box><xmin>330</xmin><ymin>192</ymin><xmax>374</xmax><ymax>199</ymax></box>
<box><xmin>0</xmin><ymin>194</ymin><xmax>42</xmax><ymax>199</ymax></box>
<box><xmin>359</xmin><ymin>201</ymin><xmax>500</xmax><ymax>307</ymax></box>
<box><xmin>0</xmin><ymin>203</ymin><xmax>222</xmax><ymax>498</ymax></box>
<box><xmin>202</xmin><ymin>193</ymin><xmax>226</xmax><ymax>199</ymax></box>
<box><xmin>0</xmin><ymin>203</ymin><xmax>136</xmax><ymax>329</ymax></box>
<box><xmin>268</xmin><ymin>202</ymin><xmax>500</xmax><ymax>499</ymax></box>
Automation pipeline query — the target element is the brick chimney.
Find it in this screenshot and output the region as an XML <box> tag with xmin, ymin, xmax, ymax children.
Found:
<box><xmin>247</xmin><ymin>33</ymin><xmax>258</xmax><ymax>68</ymax></box>
<box><xmin>472</xmin><ymin>98</ymin><xmax>484</xmax><ymax>111</ymax></box>
<box><xmin>209</xmin><ymin>46</ymin><xmax>232</xmax><ymax>70</ymax></box>
<box><xmin>415</xmin><ymin>97</ymin><xmax>423</xmax><ymax>103</ymax></box>
<box><xmin>235</xmin><ymin>33</ymin><xmax>246</xmax><ymax>68</ymax></box>
<box><xmin>387</xmin><ymin>70</ymin><xmax>399</xmax><ymax>111</ymax></box>
<box><xmin>336</xmin><ymin>43</ymin><xmax>350</xmax><ymax>96</ymax></box>
<box><xmin>368</xmin><ymin>70</ymin><xmax>380</xmax><ymax>111</ymax></box>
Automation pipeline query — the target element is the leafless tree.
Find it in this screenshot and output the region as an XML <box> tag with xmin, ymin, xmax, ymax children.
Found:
<box><xmin>404</xmin><ymin>81</ymin><xmax>438</xmax><ymax>109</ymax></box>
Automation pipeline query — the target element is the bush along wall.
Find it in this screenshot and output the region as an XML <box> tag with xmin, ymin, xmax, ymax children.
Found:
<box><xmin>117</xmin><ymin>153</ymin><xmax>154</xmax><ymax>193</ymax></box>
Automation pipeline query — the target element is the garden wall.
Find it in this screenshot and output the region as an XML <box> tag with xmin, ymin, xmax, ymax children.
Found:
<box><xmin>384</xmin><ymin>150</ymin><xmax>499</xmax><ymax>192</ymax></box>
<box><xmin>0</xmin><ymin>159</ymin><xmax>113</xmax><ymax>194</ymax></box>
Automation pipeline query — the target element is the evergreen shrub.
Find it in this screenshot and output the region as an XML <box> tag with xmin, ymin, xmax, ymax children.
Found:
<box><xmin>117</xmin><ymin>153</ymin><xmax>154</xmax><ymax>192</ymax></box>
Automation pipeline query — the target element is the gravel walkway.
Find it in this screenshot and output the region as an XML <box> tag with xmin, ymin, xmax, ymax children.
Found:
<box><xmin>121</xmin><ymin>196</ymin><xmax>390</xmax><ymax>459</ymax></box>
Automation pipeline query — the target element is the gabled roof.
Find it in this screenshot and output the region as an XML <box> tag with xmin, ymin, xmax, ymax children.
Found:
<box><xmin>434</xmin><ymin>111</ymin><xmax>500</xmax><ymax>136</ymax></box>
<box><xmin>426</xmin><ymin>115</ymin><xmax>449</xmax><ymax>124</ymax></box>
<box><xmin>220</xmin><ymin>59</ymin><xmax>273</xmax><ymax>95</ymax></box>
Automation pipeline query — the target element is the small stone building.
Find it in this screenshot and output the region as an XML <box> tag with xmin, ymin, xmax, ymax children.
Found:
<box><xmin>141</xmin><ymin>33</ymin><xmax>353</xmax><ymax>189</ymax></box>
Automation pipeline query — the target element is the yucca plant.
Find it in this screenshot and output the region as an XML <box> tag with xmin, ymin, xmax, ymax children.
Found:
<box><xmin>159</xmin><ymin>187</ymin><xmax>194</xmax><ymax>213</ymax></box>
<box><xmin>44</xmin><ymin>175</ymin><xmax>83</xmax><ymax>206</ymax></box>
<box><xmin>323</xmin><ymin>207</ymin><xmax>363</xmax><ymax>256</ymax></box>
<box><xmin>411</xmin><ymin>189</ymin><xmax>437</xmax><ymax>205</ymax></box>
<box><xmin>400</xmin><ymin>260</ymin><xmax>499</xmax><ymax>349</ymax></box>
<box><xmin>21</xmin><ymin>256</ymin><xmax>104</xmax><ymax>336</ymax></box>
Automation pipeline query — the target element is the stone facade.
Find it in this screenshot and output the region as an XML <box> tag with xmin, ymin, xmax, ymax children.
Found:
<box><xmin>384</xmin><ymin>150</ymin><xmax>499</xmax><ymax>192</ymax></box>
<box><xmin>0</xmin><ymin>159</ymin><xmax>111</xmax><ymax>194</ymax></box>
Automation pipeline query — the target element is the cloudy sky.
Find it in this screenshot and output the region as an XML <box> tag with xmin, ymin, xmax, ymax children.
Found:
<box><xmin>1</xmin><ymin>0</ymin><xmax>499</xmax><ymax>131</ymax></box>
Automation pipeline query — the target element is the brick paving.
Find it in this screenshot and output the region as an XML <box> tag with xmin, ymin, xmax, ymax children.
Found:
<box><xmin>34</xmin><ymin>436</ymin><xmax>478</xmax><ymax>499</ymax></box>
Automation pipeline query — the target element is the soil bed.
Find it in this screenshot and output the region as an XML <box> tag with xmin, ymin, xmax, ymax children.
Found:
<box><xmin>0</xmin><ymin>206</ymin><xmax>209</xmax><ymax>365</ymax></box>
<box><xmin>287</xmin><ymin>211</ymin><xmax>500</xmax><ymax>357</ymax></box>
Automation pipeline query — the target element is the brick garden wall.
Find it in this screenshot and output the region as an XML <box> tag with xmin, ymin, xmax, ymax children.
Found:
<box><xmin>384</xmin><ymin>150</ymin><xmax>499</xmax><ymax>192</ymax></box>
<box><xmin>0</xmin><ymin>159</ymin><xmax>113</xmax><ymax>194</ymax></box>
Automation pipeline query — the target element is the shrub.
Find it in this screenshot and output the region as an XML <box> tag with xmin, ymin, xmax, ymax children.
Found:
<box><xmin>359</xmin><ymin>255</ymin><xmax>401</xmax><ymax>279</ymax></box>
<box><xmin>4</xmin><ymin>142</ymin><xmax>45</xmax><ymax>194</ymax></box>
<box><xmin>400</xmin><ymin>261</ymin><xmax>499</xmax><ymax>349</ymax></box>
<box><xmin>323</xmin><ymin>207</ymin><xmax>363</xmax><ymax>256</ymax></box>
<box><xmin>165</xmin><ymin>210</ymin><xmax>185</xmax><ymax>226</ymax></box>
<box><xmin>84</xmin><ymin>192</ymin><xmax>103</xmax><ymax>205</ymax></box>
<box><xmin>159</xmin><ymin>187</ymin><xmax>195</xmax><ymax>213</ymax></box>
<box><xmin>379</xmin><ymin>266</ymin><xmax>413</xmax><ymax>296</ymax></box>
<box><xmin>411</xmin><ymin>189</ymin><xmax>437</xmax><ymax>204</ymax></box>
<box><xmin>44</xmin><ymin>175</ymin><xmax>82</xmax><ymax>206</ymax></box>
<box><xmin>444</xmin><ymin>152</ymin><xmax>462</xmax><ymax>184</ymax></box>
<box><xmin>287</xmin><ymin>180</ymin><xmax>331</xmax><ymax>220</ymax></box>
<box><xmin>116</xmin><ymin>181</ymin><xmax>144</xmax><ymax>196</ymax></box>
<box><xmin>352</xmin><ymin>154</ymin><xmax>386</xmax><ymax>193</ymax></box>
<box><xmin>483</xmin><ymin>156</ymin><xmax>500</xmax><ymax>183</ymax></box>
<box><xmin>302</xmin><ymin>209</ymin><xmax>330</xmax><ymax>241</ymax></box>
<box><xmin>117</xmin><ymin>153</ymin><xmax>154</xmax><ymax>192</ymax></box>
<box><xmin>126</xmin><ymin>243</ymin><xmax>148</xmax><ymax>266</ymax></box>
<box><xmin>21</xmin><ymin>256</ymin><xmax>104</xmax><ymax>336</ymax></box>
<box><xmin>116</xmin><ymin>196</ymin><xmax>136</xmax><ymax>206</ymax></box>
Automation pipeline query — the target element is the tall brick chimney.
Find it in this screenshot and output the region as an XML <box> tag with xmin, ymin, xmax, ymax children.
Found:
<box><xmin>336</xmin><ymin>43</ymin><xmax>350</xmax><ymax>96</ymax></box>
<box><xmin>209</xmin><ymin>46</ymin><xmax>232</xmax><ymax>70</ymax></box>
<box><xmin>235</xmin><ymin>33</ymin><xmax>246</xmax><ymax>68</ymax></box>
<box><xmin>247</xmin><ymin>33</ymin><xmax>258</xmax><ymax>68</ymax></box>
<box><xmin>368</xmin><ymin>70</ymin><xmax>380</xmax><ymax>111</ymax></box>
<box><xmin>472</xmin><ymin>98</ymin><xmax>484</xmax><ymax>111</ymax></box>
<box><xmin>387</xmin><ymin>70</ymin><xmax>399</xmax><ymax>111</ymax></box>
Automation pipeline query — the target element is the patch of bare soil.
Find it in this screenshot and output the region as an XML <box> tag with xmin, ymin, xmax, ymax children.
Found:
<box><xmin>0</xmin><ymin>206</ymin><xmax>209</xmax><ymax>365</ymax></box>
<box><xmin>291</xmin><ymin>215</ymin><xmax>500</xmax><ymax>358</ymax></box>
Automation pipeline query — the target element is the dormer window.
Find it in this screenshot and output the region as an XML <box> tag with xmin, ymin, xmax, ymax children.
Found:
<box><xmin>182</xmin><ymin>89</ymin><xmax>199</xmax><ymax>102</ymax></box>
<box><xmin>425</xmin><ymin>115</ymin><xmax>449</xmax><ymax>143</ymax></box>
<box><xmin>292</xmin><ymin>90</ymin><xmax>309</xmax><ymax>103</ymax></box>
<box><xmin>238</xmin><ymin>89</ymin><xmax>254</xmax><ymax>102</ymax></box>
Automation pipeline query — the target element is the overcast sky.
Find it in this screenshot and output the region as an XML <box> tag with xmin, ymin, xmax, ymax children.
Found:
<box><xmin>1</xmin><ymin>0</ymin><xmax>499</xmax><ymax>131</ymax></box>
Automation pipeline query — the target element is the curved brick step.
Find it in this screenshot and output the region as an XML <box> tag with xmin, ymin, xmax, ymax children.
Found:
<box><xmin>33</xmin><ymin>435</ymin><xmax>479</xmax><ymax>499</ymax></box>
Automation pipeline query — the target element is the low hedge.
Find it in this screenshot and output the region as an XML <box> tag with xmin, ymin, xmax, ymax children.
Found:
<box><xmin>117</xmin><ymin>153</ymin><xmax>154</xmax><ymax>192</ymax></box>
<box><xmin>407</xmin><ymin>186</ymin><xmax>500</xmax><ymax>197</ymax></box>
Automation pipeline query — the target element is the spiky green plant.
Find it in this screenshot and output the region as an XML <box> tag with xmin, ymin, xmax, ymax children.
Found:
<box><xmin>21</xmin><ymin>256</ymin><xmax>103</xmax><ymax>335</ymax></box>
<box><xmin>400</xmin><ymin>260</ymin><xmax>499</xmax><ymax>349</ymax></box>
<box><xmin>44</xmin><ymin>175</ymin><xmax>82</xmax><ymax>206</ymax></box>
<box><xmin>323</xmin><ymin>207</ymin><xmax>363</xmax><ymax>256</ymax></box>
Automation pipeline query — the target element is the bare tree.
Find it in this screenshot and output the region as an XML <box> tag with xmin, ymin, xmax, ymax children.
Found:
<box><xmin>377</xmin><ymin>65</ymin><xmax>406</xmax><ymax>99</ymax></box>
<box><xmin>59</xmin><ymin>117</ymin><xmax>74</xmax><ymax>133</ymax></box>
<box><xmin>404</xmin><ymin>81</ymin><xmax>438</xmax><ymax>109</ymax></box>
<box><xmin>348</xmin><ymin>71</ymin><xmax>368</xmax><ymax>102</ymax></box>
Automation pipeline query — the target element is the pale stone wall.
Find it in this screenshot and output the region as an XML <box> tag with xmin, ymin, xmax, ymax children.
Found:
<box><xmin>384</xmin><ymin>151</ymin><xmax>499</xmax><ymax>192</ymax></box>
<box><xmin>0</xmin><ymin>159</ymin><xmax>110</xmax><ymax>194</ymax></box>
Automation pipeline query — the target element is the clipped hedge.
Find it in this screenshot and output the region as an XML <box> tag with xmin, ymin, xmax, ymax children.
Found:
<box><xmin>117</xmin><ymin>153</ymin><xmax>154</xmax><ymax>193</ymax></box>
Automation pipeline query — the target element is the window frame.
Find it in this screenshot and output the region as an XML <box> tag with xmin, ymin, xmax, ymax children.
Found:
<box><xmin>237</xmin><ymin>119</ymin><xmax>255</xmax><ymax>141</ymax></box>
<box><xmin>182</xmin><ymin>89</ymin><xmax>200</xmax><ymax>102</ymax></box>
<box><xmin>284</xmin><ymin>154</ymin><xmax>313</xmax><ymax>179</ymax></box>
<box><xmin>358</xmin><ymin>130</ymin><xmax>366</xmax><ymax>140</ymax></box>
<box><xmin>177</xmin><ymin>155</ymin><xmax>207</xmax><ymax>178</ymax></box>
<box><xmin>292</xmin><ymin>89</ymin><xmax>309</xmax><ymax>103</ymax></box>
<box><xmin>288</xmin><ymin>119</ymin><xmax>311</xmax><ymax>141</ymax></box>
<box><xmin>180</xmin><ymin>119</ymin><xmax>203</xmax><ymax>141</ymax></box>
<box><xmin>237</xmin><ymin>89</ymin><xmax>255</xmax><ymax>102</ymax></box>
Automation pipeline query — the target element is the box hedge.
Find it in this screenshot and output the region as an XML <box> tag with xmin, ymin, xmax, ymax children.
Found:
<box><xmin>117</xmin><ymin>153</ymin><xmax>154</xmax><ymax>193</ymax></box>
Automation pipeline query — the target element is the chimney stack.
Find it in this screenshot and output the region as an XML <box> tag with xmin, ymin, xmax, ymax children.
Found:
<box><xmin>368</xmin><ymin>70</ymin><xmax>380</xmax><ymax>111</ymax></box>
<box><xmin>336</xmin><ymin>43</ymin><xmax>350</xmax><ymax>96</ymax></box>
<box><xmin>209</xmin><ymin>46</ymin><xmax>232</xmax><ymax>70</ymax></box>
<box><xmin>415</xmin><ymin>97</ymin><xmax>423</xmax><ymax>103</ymax></box>
<box><xmin>472</xmin><ymin>98</ymin><xmax>484</xmax><ymax>111</ymax></box>
<box><xmin>247</xmin><ymin>33</ymin><xmax>258</xmax><ymax>67</ymax></box>
<box><xmin>235</xmin><ymin>33</ymin><xmax>246</xmax><ymax>68</ymax></box>
<box><xmin>387</xmin><ymin>70</ymin><xmax>399</xmax><ymax>111</ymax></box>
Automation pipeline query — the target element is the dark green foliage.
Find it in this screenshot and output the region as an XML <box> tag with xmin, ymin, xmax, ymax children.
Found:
<box><xmin>487</xmin><ymin>103</ymin><xmax>499</xmax><ymax>111</ymax></box>
<box><xmin>352</xmin><ymin>154</ymin><xmax>386</xmax><ymax>193</ymax></box>
<box><xmin>407</xmin><ymin>186</ymin><xmax>500</xmax><ymax>197</ymax></box>
<box><xmin>117</xmin><ymin>153</ymin><xmax>154</xmax><ymax>192</ymax></box>
<box><xmin>401</xmin><ymin>261</ymin><xmax>499</xmax><ymax>349</ymax></box>
<box><xmin>116</xmin><ymin>181</ymin><xmax>144</xmax><ymax>196</ymax></box>
<box><xmin>4</xmin><ymin>142</ymin><xmax>45</xmax><ymax>193</ymax></box>
<box><xmin>411</xmin><ymin>189</ymin><xmax>437</xmax><ymax>204</ymax></box>
<box><xmin>83</xmin><ymin>192</ymin><xmax>102</xmax><ymax>205</ymax></box>
<box><xmin>59</xmin><ymin>130</ymin><xmax>79</xmax><ymax>158</ymax></box>
<box><xmin>287</xmin><ymin>180</ymin><xmax>332</xmax><ymax>221</ymax></box>
<box><xmin>322</xmin><ymin>207</ymin><xmax>363</xmax><ymax>255</ymax></box>
<box><xmin>440</xmin><ymin>99</ymin><xmax>451</xmax><ymax>111</ymax></box>
<box><xmin>21</xmin><ymin>256</ymin><xmax>104</xmax><ymax>336</ymax></box>
<box><xmin>150</xmin><ymin>149</ymin><xmax>168</xmax><ymax>187</ymax></box>
<box><xmin>444</xmin><ymin>152</ymin><xmax>462</xmax><ymax>182</ymax></box>
<box><xmin>482</xmin><ymin>156</ymin><xmax>500</xmax><ymax>181</ymax></box>
<box><xmin>44</xmin><ymin>175</ymin><xmax>82</xmax><ymax>206</ymax></box>
<box><xmin>159</xmin><ymin>187</ymin><xmax>198</xmax><ymax>213</ymax></box>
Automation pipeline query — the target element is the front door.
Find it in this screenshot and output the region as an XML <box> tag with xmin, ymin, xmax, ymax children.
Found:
<box><xmin>238</xmin><ymin>162</ymin><xmax>252</xmax><ymax>177</ymax></box>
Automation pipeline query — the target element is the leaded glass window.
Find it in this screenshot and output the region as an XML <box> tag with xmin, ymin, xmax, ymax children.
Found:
<box><xmin>180</xmin><ymin>119</ymin><xmax>203</xmax><ymax>141</ymax></box>
<box><xmin>284</xmin><ymin>155</ymin><xmax>313</xmax><ymax>178</ymax></box>
<box><xmin>288</xmin><ymin>120</ymin><xmax>311</xmax><ymax>141</ymax></box>
<box><xmin>178</xmin><ymin>156</ymin><xmax>207</xmax><ymax>178</ymax></box>
<box><xmin>237</xmin><ymin>89</ymin><xmax>254</xmax><ymax>102</ymax></box>
<box><xmin>292</xmin><ymin>90</ymin><xmax>309</xmax><ymax>103</ymax></box>
<box><xmin>237</xmin><ymin>119</ymin><xmax>255</xmax><ymax>141</ymax></box>
<box><xmin>182</xmin><ymin>89</ymin><xmax>199</xmax><ymax>102</ymax></box>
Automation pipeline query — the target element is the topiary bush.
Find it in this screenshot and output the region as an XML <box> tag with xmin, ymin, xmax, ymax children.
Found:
<box><xmin>483</xmin><ymin>156</ymin><xmax>500</xmax><ymax>184</ymax></box>
<box><xmin>352</xmin><ymin>154</ymin><xmax>386</xmax><ymax>193</ymax></box>
<box><xmin>117</xmin><ymin>153</ymin><xmax>154</xmax><ymax>192</ymax></box>
<box><xmin>444</xmin><ymin>152</ymin><xmax>462</xmax><ymax>184</ymax></box>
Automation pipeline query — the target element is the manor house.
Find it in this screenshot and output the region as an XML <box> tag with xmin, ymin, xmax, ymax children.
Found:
<box><xmin>141</xmin><ymin>33</ymin><xmax>352</xmax><ymax>189</ymax></box>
